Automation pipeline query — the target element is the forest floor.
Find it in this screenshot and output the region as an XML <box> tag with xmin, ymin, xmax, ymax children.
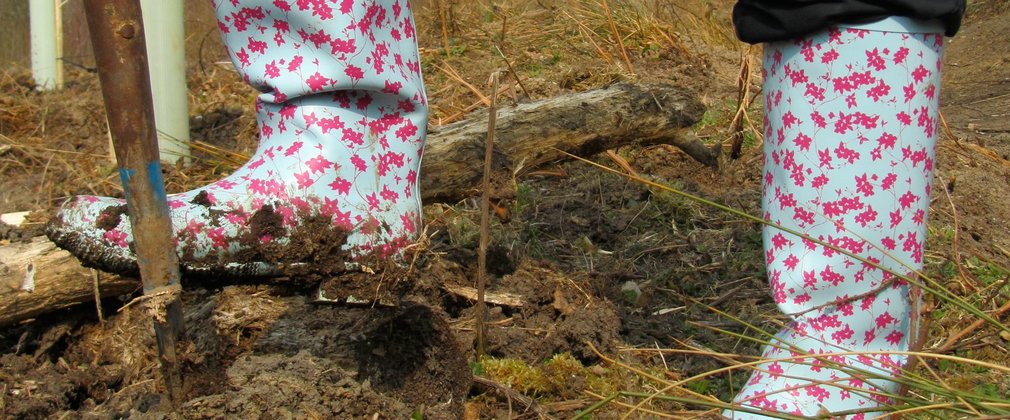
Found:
<box><xmin>0</xmin><ymin>0</ymin><xmax>1008</xmax><ymax>418</ymax></box>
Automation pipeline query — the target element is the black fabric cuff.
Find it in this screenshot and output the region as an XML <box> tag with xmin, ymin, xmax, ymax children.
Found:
<box><xmin>733</xmin><ymin>0</ymin><xmax>966</xmax><ymax>44</ymax></box>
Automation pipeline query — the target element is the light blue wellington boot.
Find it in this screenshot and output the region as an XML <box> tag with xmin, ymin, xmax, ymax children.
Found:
<box><xmin>48</xmin><ymin>0</ymin><xmax>428</xmax><ymax>281</ymax></box>
<box><xmin>726</xmin><ymin>17</ymin><xmax>945</xmax><ymax>419</ymax></box>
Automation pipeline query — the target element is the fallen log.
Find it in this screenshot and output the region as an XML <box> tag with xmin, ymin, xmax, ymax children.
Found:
<box><xmin>421</xmin><ymin>81</ymin><xmax>710</xmax><ymax>202</ymax></box>
<box><xmin>1</xmin><ymin>82</ymin><xmax>707</xmax><ymax>327</ymax></box>
<box><xmin>1</xmin><ymin>236</ymin><xmax>140</xmax><ymax>326</ymax></box>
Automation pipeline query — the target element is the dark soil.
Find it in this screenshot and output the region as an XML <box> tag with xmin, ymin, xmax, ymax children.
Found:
<box><xmin>2</xmin><ymin>286</ymin><xmax>472</xmax><ymax>419</ymax></box>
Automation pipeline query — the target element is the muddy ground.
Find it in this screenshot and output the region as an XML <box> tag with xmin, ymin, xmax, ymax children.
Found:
<box><xmin>1</xmin><ymin>1</ymin><xmax>1008</xmax><ymax>419</ymax></box>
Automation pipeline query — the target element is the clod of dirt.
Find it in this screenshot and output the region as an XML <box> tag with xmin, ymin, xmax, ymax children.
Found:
<box><xmin>189</xmin><ymin>190</ymin><xmax>212</xmax><ymax>207</ymax></box>
<box><xmin>183</xmin><ymin>299</ymin><xmax>471</xmax><ymax>419</ymax></box>
<box><xmin>245</xmin><ymin>204</ymin><xmax>283</xmax><ymax>241</ymax></box>
<box><xmin>95</xmin><ymin>205</ymin><xmax>127</xmax><ymax>232</ymax></box>
<box><xmin>485</xmin><ymin>244</ymin><xmax>517</xmax><ymax>277</ymax></box>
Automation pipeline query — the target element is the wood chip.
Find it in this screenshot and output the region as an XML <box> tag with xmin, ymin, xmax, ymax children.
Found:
<box><xmin>443</xmin><ymin>284</ymin><xmax>524</xmax><ymax>307</ymax></box>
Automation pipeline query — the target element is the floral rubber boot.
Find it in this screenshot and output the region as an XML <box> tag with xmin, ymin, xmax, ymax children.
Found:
<box><xmin>47</xmin><ymin>0</ymin><xmax>427</xmax><ymax>282</ymax></box>
<box><xmin>725</xmin><ymin>17</ymin><xmax>946</xmax><ymax>419</ymax></box>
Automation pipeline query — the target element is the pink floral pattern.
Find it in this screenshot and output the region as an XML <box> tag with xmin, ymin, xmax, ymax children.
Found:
<box><xmin>48</xmin><ymin>0</ymin><xmax>427</xmax><ymax>277</ymax></box>
<box><xmin>726</xmin><ymin>25</ymin><xmax>944</xmax><ymax>419</ymax></box>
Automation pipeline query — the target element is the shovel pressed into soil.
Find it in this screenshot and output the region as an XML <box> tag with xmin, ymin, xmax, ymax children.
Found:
<box><xmin>82</xmin><ymin>0</ymin><xmax>184</xmax><ymax>403</ymax></box>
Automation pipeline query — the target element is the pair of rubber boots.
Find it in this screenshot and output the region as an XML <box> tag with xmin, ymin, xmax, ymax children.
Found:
<box><xmin>46</xmin><ymin>2</ymin><xmax>943</xmax><ymax>418</ymax></box>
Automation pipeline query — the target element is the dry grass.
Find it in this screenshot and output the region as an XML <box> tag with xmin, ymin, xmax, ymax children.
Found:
<box><xmin>410</xmin><ymin>0</ymin><xmax>711</xmax><ymax>124</ymax></box>
<box><xmin>0</xmin><ymin>67</ymin><xmax>119</xmax><ymax>214</ymax></box>
<box><xmin>1</xmin><ymin>0</ymin><xmax>1007</xmax><ymax>418</ymax></box>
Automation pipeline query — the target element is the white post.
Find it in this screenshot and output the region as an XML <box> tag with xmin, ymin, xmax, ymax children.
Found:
<box><xmin>141</xmin><ymin>0</ymin><xmax>190</xmax><ymax>164</ymax></box>
<box><xmin>29</xmin><ymin>0</ymin><xmax>63</xmax><ymax>90</ymax></box>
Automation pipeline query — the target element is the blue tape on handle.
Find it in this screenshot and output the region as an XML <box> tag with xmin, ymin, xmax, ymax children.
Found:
<box><xmin>146</xmin><ymin>161</ymin><xmax>168</xmax><ymax>203</ymax></box>
<box><xmin>118</xmin><ymin>167</ymin><xmax>136</xmax><ymax>201</ymax></box>
<box><xmin>118</xmin><ymin>163</ymin><xmax>169</xmax><ymax>212</ymax></box>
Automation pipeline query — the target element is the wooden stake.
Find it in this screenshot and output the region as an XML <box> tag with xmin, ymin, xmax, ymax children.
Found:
<box><xmin>476</xmin><ymin>72</ymin><xmax>501</xmax><ymax>357</ymax></box>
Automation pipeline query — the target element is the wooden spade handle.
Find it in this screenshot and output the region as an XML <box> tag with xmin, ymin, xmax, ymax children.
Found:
<box><xmin>82</xmin><ymin>0</ymin><xmax>184</xmax><ymax>404</ymax></box>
